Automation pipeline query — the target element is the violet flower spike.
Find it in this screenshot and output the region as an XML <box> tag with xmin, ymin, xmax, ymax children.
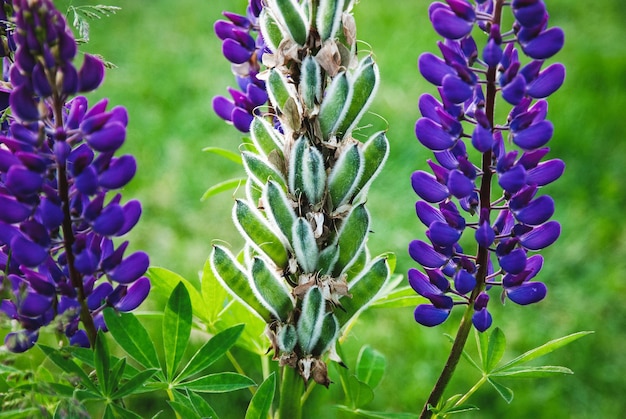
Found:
<box><xmin>212</xmin><ymin>0</ymin><xmax>268</xmax><ymax>132</ymax></box>
<box><xmin>0</xmin><ymin>0</ymin><xmax>149</xmax><ymax>352</ymax></box>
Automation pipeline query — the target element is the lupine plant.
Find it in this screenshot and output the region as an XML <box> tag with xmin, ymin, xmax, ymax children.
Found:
<box><xmin>0</xmin><ymin>0</ymin><xmax>593</xmax><ymax>418</ymax></box>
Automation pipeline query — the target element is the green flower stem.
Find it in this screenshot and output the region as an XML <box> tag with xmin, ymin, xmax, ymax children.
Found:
<box><xmin>166</xmin><ymin>387</ymin><xmax>182</xmax><ymax>419</ymax></box>
<box><xmin>226</xmin><ymin>350</ymin><xmax>256</xmax><ymax>395</ymax></box>
<box><xmin>454</xmin><ymin>375</ymin><xmax>487</xmax><ymax>408</ymax></box>
<box><xmin>277</xmin><ymin>366</ymin><xmax>303</xmax><ymax>419</ymax></box>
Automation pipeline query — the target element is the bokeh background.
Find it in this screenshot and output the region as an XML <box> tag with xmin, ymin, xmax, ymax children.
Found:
<box><xmin>53</xmin><ymin>0</ymin><xmax>625</xmax><ymax>417</ymax></box>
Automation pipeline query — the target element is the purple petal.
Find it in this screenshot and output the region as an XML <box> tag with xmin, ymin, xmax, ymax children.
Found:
<box><xmin>75</xmin><ymin>165</ymin><xmax>99</xmax><ymax>195</ymax></box>
<box><xmin>513</xmin><ymin>120</ymin><xmax>554</xmax><ymax>150</ymax></box>
<box><xmin>514</xmin><ymin>195</ymin><xmax>555</xmax><ymax>225</ymax></box>
<box><xmin>475</xmin><ymin>221</ymin><xmax>495</xmax><ymax>248</ymax></box>
<box><xmin>408</xmin><ymin>268</ymin><xmax>441</xmax><ymax>297</ymax></box>
<box><xmin>92</xmin><ymin>203</ymin><xmax>125</xmax><ymax>236</ymax></box>
<box><xmin>507</xmin><ymin>281</ymin><xmax>547</xmax><ymax>305</ymax></box>
<box><xmin>10</xmin><ymin>235</ymin><xmax>47</xmax><ymax>267</ymax></box>
<box><xmin>86</xmin><ymin>122</ymin><xmax>126</xmax><ymax>152</ymax></box>
<box><xmin>409</xmin><ymin>240</ymin><xmax>448</xmax><ymax>269</ymax></box>
<box><xmin>414</xmin><ymin>304</ymin><xmax>450</xmax><ymax>327</ymax></box>
<box><xmin>20</xmin><ymin>292</ymin><xmax>52</xmax><ymax>317</ymax></box>
<box><xmin>454</xmin><ymin>269</ymin><xmax>476</xmax><ymax>294</ymax></box>
<box><xmin>415</xmin><ymin>201</ymin><xmax>445</xmax><ymax>227</ymax></box>
<box><xmin>431</xmin><ymin>7</ymin><xmax>474</xmax><ymax>40</ymax></box>
<box><xmin>32</xmin><ymin>63</ymin><xmax>52</xmax><ymax>97</ymax></box>
<box><xmin>471</xmin><ymin>123</ymin><xmax>493</xmax><ymax>152</ymax></box>
<box><xmin>447</xmin><ymin>169</ymin><xmax>474</xmax><ymax>199</ymax></box>
<box><xmin>502</xmin><ymin>74</ymin><xmax>527</xmax><ymax>105</ymax></box>
<box><xmin>520</xmin><ymin>221</ymin><xmax>560</xmax><ymax>250</ymax></box>
<box><xmin>4</xmin><ymin>330</ymin><xmax>38</xmax><ymax>353</ymax></box>
<box><xmin>429</xmin><ymin>221</ymin><xmax>461</xmax><ymax>247</ymax></box>
<box><xmin>213</xmin><ymin>96</ymin><xmax>235</xmax><ymax>122</ymax></box>
<box><xmin>99</xmin><ymin>155</ymin><xmax>137</xmax><ymax>189</ymax></box>
<box><xmin>418</xmin><ymin>53</ymin><xmax>454</xmax><ymax>86</ymax></box>
<box><xmin>231</xmin><ymin>107</ymin><xmax>254</xmax><ymax>132</ymax></box>
<box><xmin>498</xmin><ymin>164</ymin><xmax>526</xmax><ymax>194</ymax></box>
<box><xmin>108</xmin><ymin>251</ymin><xmax>150</xmax><ymax>284</ymax></box>
<box><xmin>527</xmin><ymin>63</ymin><xmax>565</xmax><ymax>98</ymax></box>
<box><xmin>222</xmin><ymin>38</ymin><xmax>253</xmax><ymax>64</ymax></box>
<box><xmin>513</xmin><ymin>1</ymin><xmax>546</xmax><ymax>28</ymax></box>
<box><xmin>442</xmin><ymin>74</ymin><xmax>473</xmax><ymax>104</ymax></box>
<box><xmin>10</xmin><ymin>85</ymin><xmax>39</xmax><ymax>121</ymax></box>
<box><xmin>522</xmin><ymin>27</ymin><xmax>565</xmax><ymax>60</ymax></box>
<box><xmin>88</xmin><ymin>282</ymin><xmax>114</xmax><ymax>310</ymax></box>
<box><xmin>78</xmin><ymin>54</ymin><xmax>105</xmax><ymax>92</ymax></box>
<box><xmin>483</xmin><ymin>38</ymin><xmax>502</xmax><ymax>67</ymax></box>
<box><xmin>0</xmin><ymin>195</ymin><xmax>31</xmax><ymax>223</ymax></box>
<box><xmin>526</xmin><ymin>159</ymin><xmax>565</xmax><ymax>186</ymax></box>
<box><xmin>114</xmin><ymin>276</ymin><xmax>151</xmax><ymax>311</ymax></box>
<box><xmin>472</xmin><ymin>308</ymin><xmax>492</xmax><ymax>332</ymax></box>
<box><xmin>75</xmin><ymin>250</ymin><xmax>100</xmax><ymax>275</ymax></box>
<box><xmin>116</xmin><ymin>200</ymin><xmax>142</xmax><ymax>236</ymax></box>
<box><xmin>214</xmin><ymin>20</ymin><xmax>236</xmax><ymax>40</ymax></box>
<box><xmin>415</xmin><ymin>117</ymin><xmax>456</xmax><ymax>151</ymax></box>
<box><xmin>411</xmin><ymin>171</ymin><xmax>449</xmax><ymax>203</ymax></box>
<box><xmin>6</xmin><ymin>165</ymin><xmax>42</xmax><ymax>197</ymax></box>
<box><xmin>499</xmin><ymin>248</ymin><xmax>527</xmax><ymax>274</ymax></box>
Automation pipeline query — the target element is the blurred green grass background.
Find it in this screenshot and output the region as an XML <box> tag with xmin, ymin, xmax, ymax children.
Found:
<box><xmin>55</xmin><ymin>0</ymin><xmax>626</xmax><ymax>417</ymax></box>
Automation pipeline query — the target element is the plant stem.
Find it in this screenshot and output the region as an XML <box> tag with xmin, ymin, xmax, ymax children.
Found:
<box><xmin>419</xmin><ymin>2</ymin><xmax>504</xmax><ymax>416</ymax></box>
<box><xmin>454</xmin><ymin>375</ymin><xmax>487</xmax><ymax>408</ymax></box>
<box><xmin>277</xmin><ymin>366</ymin><xmax>303</xmax><ymax>419</ymax></box>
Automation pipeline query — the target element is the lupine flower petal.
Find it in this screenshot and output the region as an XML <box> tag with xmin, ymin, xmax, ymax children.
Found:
<box><xmin>418</xmin><ymin>53</ymin><xmax>454</xmax><ymax>86</ymax></box>
<box><xmin>92</xmin><ymin>204</ymin><xmax>125</xmax><ymax>236</ymax></box>
<box><xmin>507</xmin><ymin>281</ymin><xmax>547</xmax><ymax>305</ymax></box>
<box><xmin>85</xmin><ymin>121</ymin><xmax>126</xmax><ymax>152</ymax></box>
<box><xmin>212</xmin><ymin>95</ymin><xmax>235</xmax><ymax>121</ymax></box>
<box><xmin>512</xmin><ymin>120</ymin><xmax>554</xmax><ymax>150</ymax></box>
<box><xmin>0</xmin><ymin>195</ymin><xmax>31</xmax><ymax>223</ymax></box>
<box><xmin>483</xmin><ymin>38</ymin><xmax>502</xmax><ymax>67</ymax></box>
<box><xmin>10</xmin><ymin>235</ymin><xmax>47</xmax><ymax>267</ymax></box>
<box><xmin>9</xmin><ymin>85</ymin><xmax>39</xmax><ymax>121</ymax></box>
<box><xmin>471</xmin><ymin>123</ymin><xmax>493</xmax><ymax>152</ymax></box>
<box><xmin>222</xmin><ymin>38</ymin><xmax>253</xmax><ymax>64</ymax></box>
<box><xmin>454</xmin><ymin>269</ymin><xmax>476</xmax><ymax>294</ymax></box>
<box><xmin>526</xmin><ymin>159</ymin><xmax>565</xmax><ymax>186</ymax></box>
<box><xmin>415</xmin><ymin>117</ymin><xmax>456</xmax><ymax>151</ymax></box>
<box><xmin>6</xmin><ymin>166</ymin><xmax>43</xmax><ymax>197</ymax></box>
<box><xmin>430</xmin><ymin>7</ymin><xmax>474</xmax><ymax>40</ymax></box>
<box><xmin>415</xmin><ymin>201</ymin><xmax>445</xmax><ymax>227</ymax></box>
<box><xmin>527</xmin><ymin>63</ymin><xmax>565</xmax><ymax>98</ymax></box>
<box><xmin>87</xmin><ymin>282</ymin><xmax>113</xmax><ymax>310</ymax></box>
<box><xmin>472</xmin><ymin>308</ymin><xmax>492</xmax><ymax>332</ymax></box>
<box><xmin>475</xmin><ymin>221</ymin><xmax>495</xmax><ymax>248</ymax></box>
<box><xmin>20</xmin><ymin>293</ymin><xmax>52</xmax><ymax>317</ymax></box>
<box><xmin>502</xmin><ymin>74</ymin><xmax>527</xmax><ymax>105</ymax></box>
<box><xmin>409</xmin><ymin>240</ymin><xmax>448</xmax><ymax>268</ymax></box>
<box><xmin>116</xmin><ymin>200</ymin><xmax>142</xmax><ymax>236</ymax></box>
<box><xmin>411</xmin><ymin>170</ymin><xmax>449</xmax><ymax>203</ymax></box>
<box><xmin>108</xmin><ymin>251</ymin><xmax>150</xmax><ymax>284</ymax></box>
<box><xmin>520</xmin><ymin>221</ymin><xmax>560</xmax><ymax>250</ymax></box>
<box><xmin>414</xmin><ymin>304</ymin><xmax>450</xmax><ymax>327</ymax></box>
<box><xmin>447</xmin><ymin>169</ymin><xmax>473</xmax><ymax>199</ymax></box>
<box><xmin>499</xmin><ymin>248</ymin><xmax>527</xmax><ymax>274</ymax></box>
<box><xmin>513</xmin><ymin>1</ymin><xmax>546</xmax><ymax>28</ymax></box>
<box><xmin>69</xmin><ymin>330</ymin><xmax>90</xmax><ymax>348</ymax></box>
<box><xmin>522</xmin><ymin>27</ymin><xmax>565</xmax><ymax>60</ymax></box>
<box><xmin>429</xmin><ymin>221</ymin><xmax>462</xmax><ymax>247</ymax></box>
<box><xmin>231</xmin><ymin>107</ymin><xmax>254</xmax><ymax>132</ymax></box>
<box><xmin>4</xmin><ymin>330</ymin><xmax>38</xmax><ymax>353</ymax></box>
<box><xmin>514</xmin><ymin>195</ymin><xmax>555</xmax><ymax>225</ymax></box>
<box><xmin>498</xmin><ymin>164</ymin><xmax>526</xmax><ymax>194</ymax></box>
<box><xmin>78</xmin><ymin>54</ymin><xmax>105</xmax><ymax>92</ymax></box>
<box><xmin>442</xmin><ymin>74</ymin><xmax>473</xmax><ymax>104</ymax></box>
<box><xmin>99</xmin><ymin>155</ymin><xmax>137</xmax><ymax>189</ymax></box>
<box><xmin>114</xmin><ymin>276</ymin><xmax>151</xmax><ymax>311</ymax></box>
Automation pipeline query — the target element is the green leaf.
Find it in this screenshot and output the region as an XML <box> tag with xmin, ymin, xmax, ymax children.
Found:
<box><xmin>328</xmin><ymin>144</ymin><xmax>363</xmax><ymax>210</ymax></box>
<box><xmin>356</xmin><ymin>345</ymin><xmax>386</xmax><ymax>390</ymax></box>
<box><xmin>103</xmin><ymin>308</ymin><xmax>160</xmax><ymax>370</ymax></box>
<box><xmin>250</xmin><ymin>256</ymin><xmax>295</xmax><ymax>321</ymax></box>
<box><xmin>94</xmin><ymin>331</ymin><xmax>111</xmax><ymax>395</ymax></box>
<box><xmin>201</xmin><ymin>256</ymin><xmax>229</xmax><ymax>325</ymax></box>
<box><xmin>334</xmin><ymin>407</ymin><xmax>420</xmax><ymax>419</ymax></box>
<box><xmin>187</xmin><ymin>389</ymin><xmax>220</xmax><ymax>419</ymax></box>
<box><xmin>269</xmin><ymin>0</ymin><xmax>308</xmax><ymax>45</ymax></box>
<box><xmin>179</xmin><ymin>372</ymin><xmax>255</xmax><ymax>393</ymax></box>
<box><xmin>439</xmin><ymin>404</ymin><xmax>480</xmax><ymax>415</ymax></box>
<box><xmin>0</xmin><ymin>409</ymin><xmax>42</xmax><ymax>419</ymax></box>
<box><xmin>201</xmin><ymin>177</ymin><xmax>247</xmax><ymax>201</ymax></box>
<box><xmin>111</xmin><ymin>368</ymin><xmax>159</xmax><ymax>400</ymax></box>
<box><xmin>333</xmin><ymin>203</ymin><xmax>370</xmax><ymax>275</ymax></box>
<box><xmin>107</xmin><ymin>357</ymin><xmax>127</xmax><ymax>398</ymax></box>
<box><xmin>215</xmin><ymin>299</ymin><xmax>268</xmax><ymax>355</ymax></box>
<box><xmin>233</xmin><ymin>199</ymin><xmax>289</xmax><ymax>268</ymax></box>
<box><xmin>177</xmin><ymin>324</ymin><xmax>245</xmax><ymax>382</ymax></box>
<box><xmin>493</xmin><ymin>331</ymin><xmax>593</xmax><ymax>373</ymax></box>
<box><xmin>346</xmin><ymin>375</ymin><xmax>375</xmax><ymax>408</ymax></box>
<box><xmin>38</xmin><ymin>345</ymin><xmax>99</xmax><ymax>393</ymax></box>
<box><xmin>318</xmin><ymin>72</ymin><xmax>349</xmax><ymax>139</ymax></box>
<box><xmin>335</xmin><ymin>256</ymin><xmax>389</xmax><ymax>327</ymax></box>
<box><xmin>210</xmin><ymin>245</ymin><xmax>272</xmax><ymax>322</ymax></box>
<box><xmin>163</xmin><ymin>282</ymin><xmax>192</xmax><ymax>380</ymax></box>
<box><xmin>147</xmin><ymin>267</ymin><xmax>208</xmax><ymax>323</ymax></box>
<box><xmin>370</xmin><ymin>285</ymin><xmax>424</xmax><ymax>309</ymax></box>
<box><xmin>245</xmin><ymin>372</ymin><xmax>276</xmax><ymax>419</ymax></box>
<box><xmin>167</xmin><ymin>401</ymin><xmax>199</xmax><ymax>419</ymax></box>
<box><xmin>491</xmin><ymin>365</ymin><xmax>574</xmax><ymax>378</ymax></box>
<box><xmin>202</xmin><ymin>146</ymin><xmax>242</xmax><ymax>164</ymax></box>
<box><xmin>487</xmin><ymin>378</ymin><xmax>514</xmax><ymax>403</ymax></box>
<box><xmin>485</xmin><ymin>327</ymin><xmax>506</xmax><ymax>372</ymax></box>
<box><xmin>292</xmin><ymin>217</ymin><xmax>319</xmax><ymax>273</ymax></box>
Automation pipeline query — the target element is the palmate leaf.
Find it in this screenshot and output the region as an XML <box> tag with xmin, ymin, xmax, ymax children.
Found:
<box><xmin>334</xmin><ymin>407</ymin><xmax>420</xmax><ymax>419</ymax></box>
<box><xmin>201</xmin><ymin>177</ymin><xmax>247</xmax><ymax>201</ymax></box>
<box><xmin>102</xmin><ymin>308</ymin><xmax>160</xmax><ymax>371</ymax></box>
<box><xmin>202</xmin><ymin>146</ymin><xmax>243</xmax><ymax>164</ymax></box>
<box><xmin>245</xmin><ymin>372</ymin><xmax>276</xmax><ymax>419</ymax></box>
<box><xmin>163</xmin><ymin>282</ymin><xmax>192</xmax><ymax>380</ymax></box>
<box><xmin>491</xmin><ymin>365</ymin><xmax>573</xmax><ymax>378</ymax></box>
<box><xmin>176</xmin><ymin>324</ymin><xmax>245</xmax><ymax>383</ymax></box>
<box><xmin>147</xmin><ymin>267</ymin><xmax>209</xmax><ymax>323</ymax></box>
<box><xmin>178</xmin><ymin>372</ymin><xmax>255</xmax><ymax>393</ymax></box>
<box><xmin>111</xmin><ymin>368</ymin><xmax>159</xmax><ymax>399</ymax></box>
<box><xmin>487</xmin><ymin>378</ymin><xmax>514</xmax><ymax>404</ymax></box>
<box><xmin>93</xmin><ymin>331</ymin><xmax>111</xmax><ymax>395</ymax></box>
<box><xmin>38</xmin><ymin>345</ymin><xmax>99</xmax><ymax>394</ymax></box>
<box><xmin>356</xmin><ymin>345</ymin><xmax>386</xmax><ymax>390</ymax></box>
<box><xmin>200</xmin><ymin>255</ymin><xmax>229</xmax><ymax>325</ymax></box>
<box><xmin>187</xmin><ymin>389</ymin><xmax>220</xmax><ymax>419</ymax></box>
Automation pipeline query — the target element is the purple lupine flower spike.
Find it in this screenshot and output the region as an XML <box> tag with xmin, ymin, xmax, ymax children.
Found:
<box><xmin>410</xmin><ymin>0</ymin><xmax>565</xmax><ymax>331</ymax></box>
<box><xmin>0</xmin><ymin>0</ymin><xmax>149</xmax><ymax>352</ymax></box>
<box><xmin>212</xmin><ymin>0</ymin><xmax>267</xmax><ymax>132</ymax></box>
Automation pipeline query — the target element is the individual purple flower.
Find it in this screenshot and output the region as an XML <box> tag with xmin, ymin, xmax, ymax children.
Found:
<box><xmin>212</xmin><ymin>0</ymin><xmax>268</xmax><ymax>132</ymax></box>
<box><xmin>0</xmin><ymin>0</ymin><xmax>149</xmax><ymax>352</ymax></box>
<box><xmin>409</xmin><ymin>0</ymin><xmax>565</xmax><ymax>332</ymax></box>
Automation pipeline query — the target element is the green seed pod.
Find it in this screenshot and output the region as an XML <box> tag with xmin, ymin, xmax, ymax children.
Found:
<box><xmin>318</xmin><ymin>72</ymin><xmax>349</xmax><ymax>139</ymax></box>
<box><xmin>317</xmin><ymin>0</ymin><xmax>345</xmax><ymax>41</ymax></box>
<box><xmin>300</xmin><ymin>56</ymin><xmax>322</xmax><ymax>113</ymax></box>
<box><xmin>259</xmin><ymin>8</ymin><xmax>284</xmax><ymax>53</ymax></box>
<box><xmin>335</xmin><ymin>56</ymin><xmax>380</xmax><ymax>138</ymax></box>
<box><xmin>277</xmin><ymin>323</ymin><xmax>298</xmax><ymax>353</ymax></box>
<box><xmin>210</xmin><ymin>245</ymin><xmax>272</xmax><ymax>322</ymax></box>
<box><xmin>250</xmin><ymin>257</ymin><xmax>295</xmax><ymax>322</ymax></box>
<box><xmin>288</xmin><ymin>136</ymin><xmax>307</xmax><ymax>197</ymax></box>
<box><xmin>354</xmin><ymin>131</ymin><xmax>390</xmax><ymax>201</ymax></box>
<box><xmin>264</xmin><ymin>180</ymin><xmax>297</xmax><ymax>245</ymax></box>
<box><xmin>328</xmin><ymin>143</ymin><xmax>364</xmax><ymax>209</ymax></box>
<box><xmin>267</xmin><ymin>68</ymin><xmax>298</xmax><ymax>114</ymax></box>
<box><xmin>318</xmin><ymin>244</ymin><xmax>340</xmax><ymax>275</ymax></box>
<box><xmin>268</xmin><ymin>0</ymin><xmax>308</xmax><ymax>46</ymax></box>
<box><xmin>297</xmin><ymin>286</ymin><xmax>326</xmax><ymax>354</ymax></box>
<box><xmin>250</xmin><ymin>117</ymin><xmax>284</xmax><ymax>159</ymax></box>
<box><xmin>333</xmin><ymin>203</ymin><xmax>369</xmax><ymax>275</ymax></box>
<box><xmin>233</xmin><ymin>199</ymin><xmax>289</xmax><ymax>268</ymax></box>
<box><xmin>302</xmin><ymin>145</ymin><xmax>326</xmax><ymax>205</ymax></box>
<box><xmin>292</xmin><ymin>217</ymin><xmax>319</xmax><ymax>274</ymax></box>
<box><xmin>242</xmin><ymin>151</ymin><xmax>286</xmax><ymax>188</ymax></box>
<box><xmin>311</xmin><ymin>312</ymin><xmax>340</xmax><ymax>356</ymax></box>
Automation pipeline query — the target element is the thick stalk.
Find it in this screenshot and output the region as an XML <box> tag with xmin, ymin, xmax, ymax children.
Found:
<box><xmin>277</xmin><ymin>366</ymin><xmax>303</xmax><ymax>419</ymax></box>
<box><xmin>53</xmin><ymin>93</ymin><xmax>98</xmax><ymax>347</ymax></box>
<box><xmin>419</xmin><ymin>2</ymin><xmax>504</xmax><ymax>417</ymax></box>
